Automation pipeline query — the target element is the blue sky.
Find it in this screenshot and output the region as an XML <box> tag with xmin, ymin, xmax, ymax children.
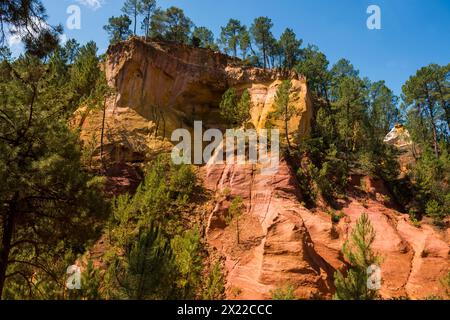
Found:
<box><xmin>12</xmin><ymin>0</ymin><xmax>450</xmax><ymax>95</ymax></box>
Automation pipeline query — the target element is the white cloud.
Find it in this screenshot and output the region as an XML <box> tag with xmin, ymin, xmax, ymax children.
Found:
<box><xmin>7</xmin><ymin>17</ymin><xmax>50</xmax><ymax>47</ymax></box>
<box><xmin>76</xmin><ymin>0</ymin><xmax>105</xmax><ymax>11</ymax></box>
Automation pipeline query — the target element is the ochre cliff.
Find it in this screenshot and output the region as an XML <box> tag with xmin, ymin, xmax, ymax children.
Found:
<box><xmin>74</xmin><ymin>37</ymin><xmax>312</xmax><ymax>171</ymax></box>
<box><xmin>202</xmin><ymin>162</ymin><xmax>449</xmax><ymax>300</ymax></box>
<box><xmin>77</xmin><ymin>38</ymin><xmax>449</xmax><ymax>300</ymax></box>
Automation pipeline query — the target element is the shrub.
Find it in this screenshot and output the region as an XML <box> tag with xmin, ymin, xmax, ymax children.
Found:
<box><xmin>271</xmin><ymin>284</ymin><xmax>296</xmax><ymax>300</ymax></box>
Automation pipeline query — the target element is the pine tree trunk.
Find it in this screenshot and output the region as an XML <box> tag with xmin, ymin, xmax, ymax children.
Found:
<box><xmin>146</xmin><ymin>11</ymin><xmax>151</xmax><ymax>39</ymax></box>
<box><xmin>236</xmin><ymin>218</ymin><xmax>240</xmax><ymax>244</ymax></box>
<box><xmin>262</xmin><ymin>38</ymin><xmax>267</xmax><ymax>70</ymax></box>
<box><xmin>425</xmin><ymin>88</ymin><xmax>440</xmax><ymax>158</ymax></box>
<box><xmin>0</xmin><ymin>195</ymin><xmax>17</xmax><ymax>299</ymax></box>
<box><xmin>100</xmin><ymin>98</ymin><xmax>107</xmax><ymax>172</ymax></box>
<box><xmin>134</xmin><ymin>7</ymin><xmax>137</xmax><ymax>35</ymax></box>
<box><xmin>435</xmin><ymin>82</ymin><xmax>450</xmax><ymax>129</ymax></box>
<box><xmin>285</xmin><ymin>104</ymin><xmax>292</xmax><ymax>153</ymax></box>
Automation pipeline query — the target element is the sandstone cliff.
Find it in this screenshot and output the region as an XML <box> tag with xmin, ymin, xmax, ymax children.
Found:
<box><xmin>202</xmin><ymin>160</ymin><xmax>449</xmax><ymax>300</ymax></box>
<box><xmin>77</xmin><ymin>39</ymin><xmax>449</xmax><ymax>300</ymax></box>
<box><xmin>74</xmin><ymin>37</ymin><xmax>313</xmax><ymax>172</ymax></box>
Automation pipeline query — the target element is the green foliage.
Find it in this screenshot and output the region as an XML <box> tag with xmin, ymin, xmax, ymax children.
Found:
<box><xmin>402</xmin><ymin>63</ymin><xmax>449</xmax><ymax>157</ymax></box>
<box><xmin>239</xmin><ymin>27</ymin><xmax>251</xmax><ymax>60</ymax></box>
<box><xmin>271</xmin><ymin>284</ymin><xmax>296</xmax><ymax>300</ymax></box>
<box><xmin>219</xmin><ymin>88</ymin><xmax>252</xmax><ymax>126</ymax></box>
<box><xmin>328</xmin><ymin>209</ymin><xmax>345</xmax><ymax>224</ymax></box>
<box><xmin>334</xmin><ymin>213</ymin><xmax>381</xmax><ymax>300</ymax></box>
<box><xmin>69</xmin><ymin>41</ymin><xmax>105</xmax><ymax>108</ymax></box>
<box><xmin>0</xmin><ymin>0</ymin><xmax>46</xmax><ymax>44</ymax></box>
<box><xmin>104</xmin><ymin>156</ymin><xmax>202</xmax><ymax>299</ymax></box>
<box><xmin>149</xmin><ymin>7</ymin><xmax>193</xmax><ymax>44</ymax></box>
<box><xmin>122</xmin><ymin>0</ymin><xmax>143</xmax><ymax>35</ymax></box>
<box><xmin>409</xmin><ymin>147</ymin><xmax>449</xmax><ymax>223</ymax></box>
<box><xmin>203</xmin><ymin>261</ymin><xmax>225</xmax><ymax>300</ymax></box>
<box><xmin>171</xmin><ymin>229</ymin><xmax>204</xmax><ymax>299</ymax></box>
<box><xmin>272</xmin><ymin>80</ymin><xmax>297</xmax><ymax>152</ymax></box>
<box><xmin>108</xmin><ymin>223</ymin><xmax>175</xmax><ymax>299</ymax></box>
<box><xmin>80</xmin><ymin>261</ymin><xmax>102</xmax><ymax>300</ymax></box>
<box><xmin>426</xmin><ymin>200</ymin><xmax>446</xmax><ymax>227</ymax></box>
<box><xmin>192</xmin><ymin>27</ymin><xmax>218</xmax><ymax>50</ymax></box>
<box><xmin>226</xmin><ymin>196</ymin><xmax>244</xmax><ymax>226</ymax></box>
<box><xmin>0</xmin><ymin>55</ymin><xmax>108</xmax><ymax>299</ymax></box>
<box><xmin>140</xmin><ymin>0</ymin><xmax>157</xmax><ymax>38</ymax></box>
<box><xmin>220</xmin><ymin>19</ymin><xmax>245</xmax><ymax>57</ymax></box>
<box><xmin>295</xmin><ymin>45</ymin><xmax>331</xmax><ymax>98</ymax></box>
<box><xmin>279</xmin><ymin>28</ymin><xmax>302</xmax><ymax>71</ymax></box>
<box><xmin>104</xmin><ymin>15</ymin><xmax>132</xmax><ymax>45</ymax></box>
<box><xmin>250</xmin><ymin>17</ymin><xmax>275</xmax><ymax>69</ymax></box>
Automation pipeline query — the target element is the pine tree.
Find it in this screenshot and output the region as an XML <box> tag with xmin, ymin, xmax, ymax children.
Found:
<box><xmin>239</xmin><ymin>27</ymin><xmax>251</xmax><ymax>60</ymax></box>
<box><xmin>250</xmin><ymin>17</ymin><xmax>275</xmax><ymax>70</ymax></box>
<box><xmin>104</xmin><ymin>15</ymin><xmax>132</xmax><ymax>45</ymax></box>
<box><xmin>220</xmin><ymin>19</ymin><xmax>245</xmax><ymax>57</ymax></box>
<box><xmin>0</xmin><ymin>55</ymin><xmax>108</xmax><ymax>299</ymax></box>
<box><xmin>111</xmin><ymin>224</ymin><xmax>175</xmax><ymax>299</ymax></box>
<box><xmin>122</xmin><ymin>0</ymin><xmax>143</xmax><ymax>35</ymax></box>
<box><xmin>140</xmin><ymin>0</ymin><xmax>156</xmax><ymax>39</ymax></box>
<box><xmin>295</xmin><ymin>45</ymin><xmax>331</xmax><ymax>100</ymax></box>
<box><xmin>191</xmin><ymin>27</ymin><xmax>217</xmax><ymax>50</ymax></box>
<box><xmin>334</xmin><ymin>213</ymin><xmax>381</xmax><ymax>300</ymax></box>
<box><xmin>219</xmin><ymin>88</ymin><xmax>251</xmax><ymax>127</ymax></box>
<box><xmin>279</xmin><ymin>28</ymin><xmax>302</xmax><ymax>72</ymax></box>
<box><xmin>149</xmin><ymin>7</ymin><xmax>193</xmax><ymax>44</ymax></box>
<box><xmin>171</xmin><ymin>229</ymin><xmax>203</xmax><ymax>299</ymax></box>
<box><xmin>0</xmin><ymin>0</ymin><xmax>61</xmax><ymax>55</ymax></box>
<box><xmin>203</xmin><ymin>261</ymin><xmax>225</xmax><ymax>300</ymax></box>
<box><xmin>402</xmin><ymin>63</ymin><xmax>449</xmax><ymax>158</ymax></box>
<box><xmin>272</xmin><ymin>80</ymin><xmax>297</xmax><ymax>153</ymax></box>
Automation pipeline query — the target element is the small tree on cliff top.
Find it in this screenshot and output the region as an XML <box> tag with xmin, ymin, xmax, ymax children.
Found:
<box><xmin>272</xmin><ymin>80</ymin><xmax>297</xmax><ymax>153</ymax></box>
<box><xmin>220</xmin><ymin>88</ymin><xmax>252</xmax><ymax>127</ymax></box>
<box><xmin>334</xmin><ymin>213</ymin><xmax>381</xmax><ymax>300</ymax></box>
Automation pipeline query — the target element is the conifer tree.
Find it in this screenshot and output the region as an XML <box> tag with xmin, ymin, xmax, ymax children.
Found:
<box><xmin>220</xmin><ymin>19</ymin><xmax>245</xmax><ymax>57</ymax></box>
<box><xmin>111</xmin><ymin>224</ymin><xmax>175</xmax><ymax>299</ymax></box>
<box><xmin>334</xmin><ymin>213</ymin><xmax>381</xmax><ymax>300</ymax></box>
<box><xmin>402</xmin><ymin>63</ymin><xmax>449</xmax><ymax>158</ymax></box>
<box><xmin>122</xmin><ymin>0</ymin><xmax>143</xmax><ymax>35</ymax></box>
<box><xmin>273</xmin><ymin>80</ymin><xmax>297</xmax><ymax>153</ymax></box>
<box><xmin>0</xmin><ymin>55</ymin><xmax>108</xmax><ymax>299</ymax></box>
<box><xmin>149</xmin><ymin>7</ymin><xmax>193</xmax><ymax>44</ymax></box>
<box><xmin>250</xmin><ymin>17</ymin><xmax>275</xmax><ymax>70</ymax></box>
<box><xmin>191</xmin><ymin>26</ymin><xmax>217</xmax><ymax>50</ymax></box>
<box><xmin>219</xmin><ymin>88</ymin><xmax>252</xmax><ymax>127</ymax></box>
<box><xmin>104</xmin><ymin>15</ymin><xmax>132</xmax><ymax>45</ymax></box>
<box><xmin>239</xmin><ymin>27</ymin><xmax>251</xmax><ymax>60</ymax></box>
<box><xmin>279</xmin><ymin>28</ymin><xmax>302</xmax><ymax>72</ymax></box>
<box><xmin>141</xmin><ymin>0</ymin><xmax>156</xmax><ymax>39</ymax></box>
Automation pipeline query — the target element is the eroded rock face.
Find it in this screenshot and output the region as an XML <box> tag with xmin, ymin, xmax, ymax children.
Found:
<box><xmin>76</xmin><ymin>39</ymin><xmax>448</xmax><ymax>300</ymax></box>
<box><xmin>203</xmin><ymin>161</ymin><xmax>449</xmax><ymax>300</ymax></box>
<box><xmin>75</xmin><ymin>38</ymin><xmax>313</xmax><ymax>169</ymax></box>
<box><xmin>384</xmin><ymin>124</ymin><xmax>416</xmax><ymax>174</ymax></box>
<box><xmin>203</xmin><ymin>161</ymin><xmax>335</xmax><ymax>300</ymax></box>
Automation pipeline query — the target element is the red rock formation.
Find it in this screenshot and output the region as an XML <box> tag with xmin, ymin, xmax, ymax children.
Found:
<box><xmin>203</xmin><ymin>161</ymin><xmax>449</xmax><ymax>300</ymax></box>
<box><xmin>77</xmin><ymin>39</ymin><xmax>448</xmax><ymax>300</ymax></box>
<box><xmin>203</xmin><ymin>161</ymin><xmax>335</xmax><ymax>299</ymax></box>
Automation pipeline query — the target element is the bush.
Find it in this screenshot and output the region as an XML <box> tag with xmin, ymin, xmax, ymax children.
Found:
<box><xmin>271</xmin><ymin>284</ymin><xmax>296</xmax><ymax>300</ymax></box>
<box><xmin>203</xmin><ymin>261</ymin><xmax>225</xmax><ymax>300</ymax></box>
<box><xmin>426</xmin><ymin>200</ymin><xmax>446</xmax><ymax>227</ymax></box>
